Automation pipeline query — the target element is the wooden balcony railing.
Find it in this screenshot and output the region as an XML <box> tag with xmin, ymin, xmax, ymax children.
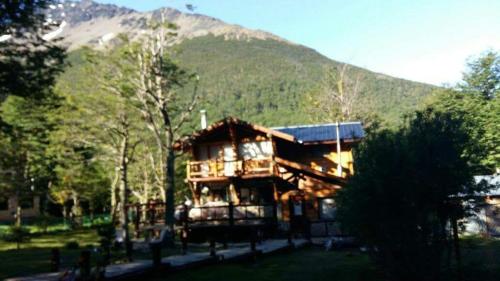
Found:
<box><xmin>186</xmin><ymin>202</ymin><xmax>277</xmax><ymax>226</ymax></box>
<box><xmin>187</xmin><ymin>157</ymin><xmax>274</xmax><ymax>179</ymax></box>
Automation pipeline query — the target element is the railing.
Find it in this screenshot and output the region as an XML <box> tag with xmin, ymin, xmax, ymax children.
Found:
<box><xmin>187</xmin><ymin>203</ymin><xmax>276</xmax><ymax>225</ymax></box>
<box><xmin>127</xmin><ymin>201</ymin><xmax>277</xmax><ymax>237</ymax></box>
<box><xmin>187</xmin><ymin>157</ymin><xmax>274</xmax><ymax>179</ymax></box>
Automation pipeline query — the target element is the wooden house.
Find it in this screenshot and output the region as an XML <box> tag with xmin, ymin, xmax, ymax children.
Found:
<box><xmin>174</xmin><ymin>116</ymin><xmax>364</xmax><ymax>238</ymax></box>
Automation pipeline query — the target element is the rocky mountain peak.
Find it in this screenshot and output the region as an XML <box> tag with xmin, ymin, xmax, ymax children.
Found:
<box><xmin>47</xmin><ymin>0</ymin><xmax>288</xmax><ymax>50</ymax></box>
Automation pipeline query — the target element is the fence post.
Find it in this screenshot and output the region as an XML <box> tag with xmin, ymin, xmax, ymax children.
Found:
<box><xmin>287</xmin><ymin>227</ymin><xmax>293</xmax><ymax>247</ymax></box>
<box><xmin>250</xmin><ymin>227</ymin><xmax>257</xmax><ymax>252</ymax></box>
<box><xmin>135</xmin><ymin>204</ymin><xmax>141</xmax><ymax>238</ymax></box>
<box><xmin>50</xmin><ymin>248</ymin><xmax>60</xmax><ymax>272</ymax></box>
<box><xmin>150</xmin><ymin>242</ymin><xmax>162</xmax><ymax>268</ymax></box>
<box><xmin>79</xmin><ymin>250</ymin><xmax>91</xmax><ymax>279</ymax></box>
<box><xmin>228</xmin><ymin>202</ymin><xmax>235</xmax><ymax>227</ymax></box>
<box><xmin>209</xmin><ymin>237</ymin><xmax>216</xmax><ymax>257</ymax></box>
<box><xmin>181</xmin><ymin>204</ymin><xmax>189</xmax><ymax>255</ymax></box>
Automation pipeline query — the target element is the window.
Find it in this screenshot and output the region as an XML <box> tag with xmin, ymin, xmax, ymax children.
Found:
<box><xmin>20</xmin><ymin>197</ymin><xmax>34</xmax><ymax>209</ymax></box>
<box><xmin>200</xmin><ymin>185</ymin><xmax>228</xmax><ymax>205</ymax></box>
<box><xmin>319</xmin><ymin>198</ymin><xmax>336</xmax><ymax>219</ymax></box>
<box><xmin>0</xmin><ymin>197</ymin><xmax>8</xmax><ymax>210</ymax></box>
<box><xmin>239</xmin><ymin>187</ymin><xmax>272</xmax><ymax>205</ymax></box>
<box><xmin>238</xmin><ymin>141</ymin><xmax>272</xmax><ymax>160</ymax></box>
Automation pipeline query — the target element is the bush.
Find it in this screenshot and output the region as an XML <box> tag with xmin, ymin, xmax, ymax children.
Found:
<box><xmin>337</xmin><ymin>109</ymin><xmax>484</xmax><ymax>281</ymax></box>
<box><xmin>2</xmin><ymin>225</ymin><xmax>31</xmax><ymax>250</ymax></box>
<box><xmin>34</xmin><ymin>214</ymin><xmax>54</xmax><ymax>233</ymax></box>
<box><xmin>65</xmin><ymin>240</ymin><xmax>80</xmax><ymax>249</ymax></box>
<box><xmin>97</xmin><ymin>223</ymin><xmax>116</xmax><ymax>265</ymax></box>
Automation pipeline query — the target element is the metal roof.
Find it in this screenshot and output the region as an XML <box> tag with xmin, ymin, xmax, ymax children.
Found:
<box><xmin>474</xmin><ymin>175</ymin><xmax>500</xmax><ymax>196</ymax></box>
<box><xmin>272</xmin><ymin>122</ymin><xmax>365</xmax><ymax>143</ymax></box>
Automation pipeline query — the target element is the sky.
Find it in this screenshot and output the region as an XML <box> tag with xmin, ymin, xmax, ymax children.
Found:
<box><xmin>95</xmin><ymin>0</ymin><xmax>500</xmax><ymax>86</ymax></box>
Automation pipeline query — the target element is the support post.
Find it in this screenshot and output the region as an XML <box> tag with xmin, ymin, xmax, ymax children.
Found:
<box><xmin>250</xmin><ymin>228</ymin><xmax>257</xmax><ymax>252</ymax></box>
<box><xmin>78</xmin><ymin>250</ymin><xmax>91</xmax><ymax>279</ymax></box>
<box><xmin>134</xmin><ymin>204</ymin><xmax>141</xmax><ymax>238</ymax></box>
<box><xmin>50</xmin><ymin>248</ymin><xmax>60</xmax><ymax>272</ymax></box>
<box><xmin>150</xmin><ymin>242</ymin><xmax>162</xmax><ymax>268</ymax></box>
<box><xmin>209</xmin><ymin>237</ymin><xmax>216</xmax><ymax>257</ymax></box>
<box><xmin>335</xmin><ymin>122</ymin><xmax>342</xmax><ymax>177</ymax></box>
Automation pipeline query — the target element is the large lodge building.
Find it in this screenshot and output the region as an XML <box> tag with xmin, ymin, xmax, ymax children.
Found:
<box><xmin>174</xmin><ymin>115</ymin><xmax>364</xmax><ymax>238</ymax></box>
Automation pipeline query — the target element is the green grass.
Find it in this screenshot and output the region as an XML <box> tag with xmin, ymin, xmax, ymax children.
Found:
<box><xmin>460</xmin><ymin>237</ymin><xmax>500</xmax><ymax>281</ymax></box>
<box><xmin>0</xmin><ymin>227</ymin><xmax>202</xmax><ymax>280</ymax></box>
<box><xmin>151</xmin><ymin>247</ymin><xmax>381</xmax><ymax>281</ymax></box>
<box><xmin>148</xmin><ymin>238</ymin><xmax>500</xmax><ymax>281</ymax></box>
<box><xmin>0</xmin><ymin>229</ymin><xmax>101</xmax><ymax>280</ymax></box>
<box><xmin>1</xmin><ymin>231</ymin><xmax>498</xmax><ymax>281</ymax></box>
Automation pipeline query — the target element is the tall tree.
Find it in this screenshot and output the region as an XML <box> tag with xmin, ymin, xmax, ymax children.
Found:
<box><xmin>129</xmin><ymin>17</ymin><xmax>200</xmax><ymax>228</ymax></box>
<box><xmin>309</xmin><ymin>64</ymin><xmax>362</xmax><ymax>122</ymax></box>
<box><xmin>460</xmin><ymin>50</ymin><xmax>499</xmax><ymax>99</ymax></box>
<box><xmin>336</xmin><ymin>108</ymin><xmax>487</xmax><ymax>281</ymax></box>
<box><xmin>0</xmin><ymin>0</ymin><xmax>65</xmax><ymax>100</ymax></box>
<box><xmin>0</xmin><ymin>0</ymin><xmax>65</xmax><ymax>223</ymax></box>
<box><xmin>428</xmin><ymin>51</ymin><xmax>499</xmax><ymax>173</ymax></box>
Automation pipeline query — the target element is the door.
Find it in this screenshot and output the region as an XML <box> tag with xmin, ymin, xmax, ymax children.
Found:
<box><xmin>289</xmin><ymin>195</ymin><xmax>307</xmax><ymax>234</ymax></box>
<box><xmin>223</xmin><ymin>145</ymin><xmax>235</xmax><ymax>176</ymax></box>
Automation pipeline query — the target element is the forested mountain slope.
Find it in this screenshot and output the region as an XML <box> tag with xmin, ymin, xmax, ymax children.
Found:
<box><xmin>55</xmin><ymin>1</ymin><xmax>437</xmax><ymax>129</ymax></box>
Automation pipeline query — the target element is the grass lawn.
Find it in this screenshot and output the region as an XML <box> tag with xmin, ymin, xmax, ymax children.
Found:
<box><xmin>460</xmin><ymin>237</ymin><xmax>500</xmax><ymax>281</ymax></box>
<box><xmin>0</xmin><ymin>228</ymin><xmax>200</xmax><ymax>280</ymax></box>
<box><xmin>148</xmin><ymin>237</ymin><xmax>500</xmax><ymax>281</ymax></box>
<box><xmin>0</xmin><ymin>229</ymin><xmax>101</xmax><ymax>280</ymax></box>
<box><xmin>151</xmin><ymin>247</ymin><xmax>382</xmax><ymax>281</ymax></box>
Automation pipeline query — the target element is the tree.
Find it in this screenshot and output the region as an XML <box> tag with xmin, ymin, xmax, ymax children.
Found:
<box><xmin>0</xmin><ymin>0</ymin><xmax>65</xmax><ymax>224</ymax></box>
<box><xmin>428</xmin><ymin>51</ymin><xmax>500</xmax><ymax>173</ymax></box>
<box><xmin>336</xmin><ymin>108</ymin><xmax>487</xmax><ymax>281</ymax></box>
<box><xmin>460</xmin><ymin>50</ymin><xmax>499</xmax><ymax>99</ymax></box>
<box><xmin>129</xmin><ymin>17</ymin><xmax>200</xmax><ymax>228</ymax></box>
<box><xmin>309</xmin><ymin>64</ymin><xmax>362</xmax><ymax>122</ymax></box>
<box><xmin>0</xmin><ymin>0</ymin><xmax>65</xmax><ymax>100</ymax></box>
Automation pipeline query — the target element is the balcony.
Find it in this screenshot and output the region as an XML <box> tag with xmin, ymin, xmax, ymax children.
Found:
<box><xmin>187</xmin><ymin>157</ymin><xmax>275</xmax><ymax>179</ymax></box>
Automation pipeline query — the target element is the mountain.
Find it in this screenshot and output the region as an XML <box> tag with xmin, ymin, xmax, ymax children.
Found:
<box><xmin>53</xmin><ymin>0</ymin><xmax>437</xmax><ymax>128</ymax></box>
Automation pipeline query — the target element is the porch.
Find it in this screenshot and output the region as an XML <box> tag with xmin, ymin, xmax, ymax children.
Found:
<box><xmin>187</xmin><ymin>157</ymin><xmax>275</xmax><ymax>180</ymax></box>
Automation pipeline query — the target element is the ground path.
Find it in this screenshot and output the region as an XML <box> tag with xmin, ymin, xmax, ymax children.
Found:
<box><xmin>6</xmin><ymin>239</ymin><xmax>309</xmax><ymax>281</ymax></box>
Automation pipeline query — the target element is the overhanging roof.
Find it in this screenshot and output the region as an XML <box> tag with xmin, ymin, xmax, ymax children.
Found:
<box><xmin>174</xmin><ymin>117</ymin><xmax>296</xmax><ymax>151</ymax></box>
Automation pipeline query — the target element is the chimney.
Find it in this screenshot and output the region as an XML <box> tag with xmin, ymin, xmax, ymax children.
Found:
<box><xmin>200</xmin><ymin>110</ymin><xmax>207</xmax><ymax>129</ymax></box>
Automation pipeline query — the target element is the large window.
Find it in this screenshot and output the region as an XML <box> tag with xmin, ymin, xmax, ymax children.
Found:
<box><xmin>0</xmin><ymin>197</ymin><xmax>8</xmax><ymax>210</ymax></box>
<box><xmin>238</xmin><ymin>141</ymin><xmax>272</xmax><ymax>160</ymax></box>
<box><xmin>319</xmin><ymin>198</ymin><xmax>336</xmax><ymax>219</ymax></box>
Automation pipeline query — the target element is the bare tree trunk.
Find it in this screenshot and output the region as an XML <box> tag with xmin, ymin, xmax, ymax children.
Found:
<box><xmin>164</xmin><ymin>146</ymin><xmax>175</xmax><ymax>227</ymax></box>
<box><xmin>110</xmin><ymin>167</ymin><xmax>120</xmax><ymax>220</ymax></box>
<box><xmin>452</xmin><ymin>216</ymin><xmax>463</xmax><ymax>281</ymax></box>
<box><xmin>162</xmin><ymin>106</ymin><xmax>176</xmax><ymax>227</ymax></box>
<box><xmin>118</xmin><ymin>121</ymin><xmax>131</xmax><ymax>259</ymax></box>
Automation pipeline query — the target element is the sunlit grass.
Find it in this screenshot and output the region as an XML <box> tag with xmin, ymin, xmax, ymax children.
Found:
<box><xmin>0</xmin><ymin>229</ymin><xmax>100</xmax><ymax>279</ymax></box>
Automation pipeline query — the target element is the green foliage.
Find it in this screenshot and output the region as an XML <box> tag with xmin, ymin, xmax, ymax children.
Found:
<box><xmin>65</xmin><ymin>240</ymin><xmax>80</xmax><ymax>249</ymax></box>
<box><xmin>57</xmin><ymin>36</ymin><xmax>435</xmax><ymax>131</ymax></box>
<box><xmin>170</xmin><ymin>35</ymin><xmax>435</xmax><ymax>128</ymax></box>
<box><xmin>427</xmin><ymin>51</ymin><xmax>500</xmax><ymax>172</ymax></box>
<box><xmin>0</xmin><ymin>0</ymin><xmax>66</xmax><ymax>100</ymax></box>
<box><xmin>460</xmin><ymin>50</ymin><xmax>499</xmax><ymax>99</ymax></box>
<box><xmin>336</xmin><ymin>108</ymin><xmax>485</xmax><ymax>281</ymax></box>
<box><xmin>0</xmin><ymin>0</ymin><xmax>66</xmax><ymax>206</ymax></box>
<box><xmin>2</xmin><ymin>225</ymin><xmax>31</xmax><ymax>250</ymax></box>
<box><xmin>97</xmin><ymin>223</ymin><xmax>115</xmax><ymax>264</ymax></box>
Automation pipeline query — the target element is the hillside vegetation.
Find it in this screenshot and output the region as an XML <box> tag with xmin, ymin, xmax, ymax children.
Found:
<box><xmin>58</xmin><ymin>35</ymin><xmax>436</xmax><ymax>130</ymax></box>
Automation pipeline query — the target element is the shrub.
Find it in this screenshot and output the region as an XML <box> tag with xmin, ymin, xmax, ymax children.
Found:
<box><xmin>65</xmin><ymin>240</ymin><xmax>80</xmax><ymax>249</ymax></box>
<box><xmin>2</xmin><ymin>225</ymin><xmax>31</xmax><ymax>250</ymax></box>
<box><xmin>34</xmin><ymin>214</ymin><xmax>54</xmax><ymax>233</ymax></box>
